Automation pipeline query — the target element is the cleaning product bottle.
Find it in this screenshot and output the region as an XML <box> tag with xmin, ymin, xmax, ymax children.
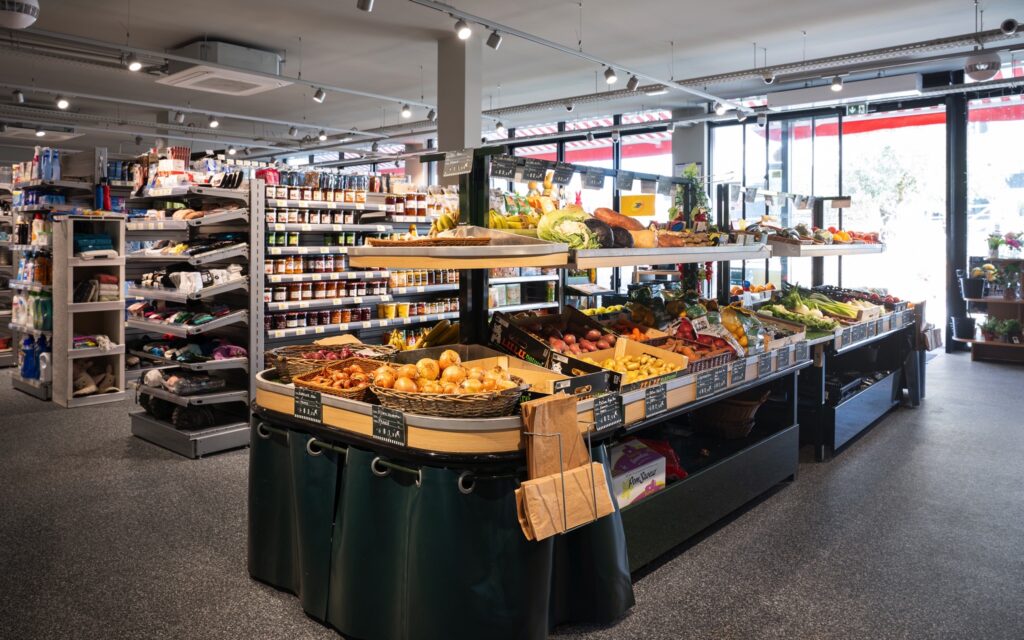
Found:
<box><xmin>37</xmin><ymin>335</ymin><xmax>50</xmax><ymax>383</ymax></box>
<box><xmin>20</xmin><ymin>336</ymin><xmax>37</xmax><ymax>379</ymax></box>
<box><xmin>31</xmin><ymin>214</ymin><xmax>44</xmax><ymax>245</ymax></box>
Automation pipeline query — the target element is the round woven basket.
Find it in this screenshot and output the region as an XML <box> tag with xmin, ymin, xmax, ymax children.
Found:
<box><xmin>267</xmin><ymin>344</ymin><xmax>395</xmax><ymax>383</ymax></box>
<box><xmin>371</xmin><ymin>375</ymin><xmax>527</xmax><ymax>418</ymax></box>
<box><xmin>693</xmin><ymin>389</ymin><xmax>770</xmax><ymax>439</ymax></box>
<box><xmin>292</xmin><ymin>357</ymin><xmax>387</xmax><ymax>402</ymax></box>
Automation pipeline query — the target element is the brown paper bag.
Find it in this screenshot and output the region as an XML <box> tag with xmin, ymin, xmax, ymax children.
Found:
<box><xmin>514</xmin><ymin>462</ymin><xmax>615</xmax><ymax>541</ymax></box>
<box><xmin>521</xmin><ymin>393</ymin><xmax>588</xmax><ymax>480</ymax></box>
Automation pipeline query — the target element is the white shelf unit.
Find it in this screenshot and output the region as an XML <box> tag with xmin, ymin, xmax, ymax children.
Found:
<box><xmin>0</xmin><ymin>183</ymin><xmax>12</xmax><ymax>367</ymax></box>
<box><xmin>124</xmin><ymin>180</ymin><xmax>262</xmax><ymax>458</ymax></box>
<box><xmin>52</xmin><ymin>214</ymin><xmax>127</xmax><ymax>408</ymax></box>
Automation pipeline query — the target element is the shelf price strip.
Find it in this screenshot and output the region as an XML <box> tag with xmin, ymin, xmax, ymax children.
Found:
<box><xmin>293</xmin><ymin>387</ymin><xmax>323</xmax><ymax>423</ymax></box>
<box><xmin>593</xmin><ymin>393</ymin><xmax>624</xmax><ymax>432</ymax></box>
<box><xmin>644</xmin><ymin>384</ymin><xmax>668</xmax><ymax>417</ymax></box>
<box><xmin>696</xmin><ymin>366</ymin><xmax>729</xmax><ymax>400</ymax></box>
<box><xmin>372</xmin><ymin>405</ymin><xmax>407</xmax><ymax>447</ymax></box>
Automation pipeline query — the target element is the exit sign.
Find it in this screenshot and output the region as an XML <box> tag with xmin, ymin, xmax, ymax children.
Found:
<box><xmin>846</xmin><ymin>103</ymin><xmax>868</xmax><ymax>116</ymax></box>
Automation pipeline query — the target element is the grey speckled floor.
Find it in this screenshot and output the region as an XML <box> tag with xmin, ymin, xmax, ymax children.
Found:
<box><xmin>1</xmin><ymin>353</ymin><xmax>1023</xmax><ymax>640</ymax></box>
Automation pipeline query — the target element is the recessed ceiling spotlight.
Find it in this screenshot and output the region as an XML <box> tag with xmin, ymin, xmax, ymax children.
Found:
<box><xmin>714</xmin><ymin>102</ymin><xmax>727</xmax><ymax>115</ymax></box>
<box><xmin>565</xmin><ymin>102</ymin><xmax>575</xmax><ymax>112</ymax></box>
<box><xmin>830</xmin><ymin>75</ymin><xmax>844</xmax><ymax>92</ymax></box>
<box><xmin>604</xmin><ymin>66</ymin><xmax>618</xmax><ymax>85</ymax></box>
<box><xmin>126</xmin><ymin>54</ymin><xmax>143</xmax><ymax>72</ymax></box>
<box><xmin>174</xmin><ymin>111</ymin><xmax>185</xmax><ymax>124</ymax></box>
<box><xmin>454</xmin><ymin>18</ymin><xmax>472</xmax><ymax>40</ymax></box>
<box><xmin>228</xmin><ymin>145</ymin><xmax>237</xmax><ymax>155</ymax></box>
<box><xmin>400</xmin><ymin>104</ymin><xmax>412</xmax><ymax>119</ymax></box>
<box><xmin>486</xmin><ymin>30</ymin><xmax>502</xmax><ymax>50</ymax></box>
<box><xmin>318</xmin><ymin>129</ymin><xmax>328</xmax><ymax>141</ymax></box>
<box><xmin>13</xmin><ymin>90</ymin><xmax>24</xmax><ymax>104</ymax></box>
<box><xmin>427</xmin><ymin>108</ymin><xmax>436</xmax><ymax>122</ymax></box>
<box><xmin>208</xmin><ymin>115</ymin><xmax>220</xmax><ymax>128</ymax></box>
<box><xmin>313</xmin><ymin>87</ymin><xmax>327</xmax><ymax>103</ymax></box>
<box><xmin>356</xmin><ymin>0</ymin><xmax>374</xmax><ymax>11</ymax></box>
<box><xmin>55</xmin><ymin>95</ymin><xmax>69</xmax><ymax>110</ymax></box>
<box><xmin>35</xmin><ymin>127</ymin><xmax>45</xmax><ymax>137</ymax></box>
<box><xmin>288</xmin><ymin>126</ymin><xmax>298</xmax><ymax>137</ymax></box>
<box><xmin>626</xmin><ymin>75</ymin><xmax>640</xmax><ymax>91</ymax></box>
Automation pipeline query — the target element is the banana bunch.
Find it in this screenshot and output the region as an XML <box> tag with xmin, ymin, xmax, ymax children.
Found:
<box><xmin>411</xmin><ymin>320</ymin><xmax>460</xmax><ymax>349</ymax></box>
<box><xmin>489</xmin><ymin>210</ymin><xmax>538</xmax><ymax>230</ymax></box>
<box><xmin>430</xmin><ymin>210</ymin><xmax>459</xmax><ymax>235</ymax></box>
<box><xmin>387</xmin><ymin>329</ymin><xmax>408</xmax><ymax>351</ymax></box>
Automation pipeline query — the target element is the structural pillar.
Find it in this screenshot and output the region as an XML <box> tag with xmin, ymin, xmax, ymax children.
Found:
<box><xmin>671</xmin><ymin>107</ymin><xmax>708</xmax><ymax>177</ymax></box>
<box><xmin>403</xmin><ymin>142</ymin><xmax>426</xmax><ymax>187</ymax></box>
<box><xmin>437</xmin><ymin>34</ymin><xmax>482</xmax><ymax>183</ymax></box>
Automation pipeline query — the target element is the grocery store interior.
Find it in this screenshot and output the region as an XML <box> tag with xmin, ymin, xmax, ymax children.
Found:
<box><xmin>1</xmin><ymin>1</ymin><xmax>1022</xmax><ymax>639</ymax></box>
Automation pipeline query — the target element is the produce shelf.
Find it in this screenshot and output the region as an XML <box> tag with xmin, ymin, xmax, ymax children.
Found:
<box><xmin>11</xmin><ymin>203</ymin><xmax>78</xmax><ymax>214</ymax></box>
<box><xmin>66</xmin><ymin>391</ymin><xmax>127</xmax><ymax>407</ymax></box>
<box><xmin>129</xmin><ymin>350</ymin><xmax>249</xmax><ymax>372</ymax></box>
<box><xmin>347</xmin><ymin>227</ymin><xmax>569</xmax><ymax>270</ymax></box>
<box><xmin>136</xmin><ymin>385</ymin><xmax>249</xmax><ymax>407</ymax></box>
<box><xmin>69</xmin><ymin>300</ymin><xmax>124</xmax><ymax>313</ymax></box>
<box><xmin>126</xmin><ymin>309</ymin><xmax>249</xmax><ymax>337</ymax></box>
<box><xmin>68</xmin><ymin>257</ymin><xmax>123</xmax><ymax>267</ymax></box>
<box><xmin>126</xmin><ymin>209</ymin><xmax>249</xmax><ymax>230</ymax></box>
<box><xmin>767</xmin><ymin>239</ymin><xmax>884</xmax><ymax>258</ymax></box>
<box><xmin>267</xmin><ymin>223</ymin><xmax>392</xmax><ymax>233</ymax></box>
<box><xmin>267</xmin><ymin>199</ymin><xmax>387</xmax><ymax>211</ymax></box>
<box><xmin>570</xmin><ymin>244</ymin><xmax>772</xmax><ymax>268</ymax></box>
<box><xmin>266</xmin><ymin>270</ymin><xmax>389</xmax><ymax>284</ymax></box>
<box><xmin>129</xmin><ymin>411</ymin><xmax>249</xmax><ymax>459</ymax></box>
<box><xmin>130</xmin><ymin>185</ymin><xmax>248</xmax><ymax>201</ymax></box>
<box><xmin>127</xmin><ymin>278</ymin><xmax>249</xmax><ymax>303</ymax></box>
<box><xmin>127</xmin><ymin>243</ymin><xmax>248</xmax><ymax>266</ymax></box>
<box><xmin>267</xmin><ymin>311</ymin><xmax>458</xmax><ymax>340</ymax></box>
<box><xmin>388</xmin><ymin>215</ymin><xmax>437</xmax><ymax>224</ymax></box>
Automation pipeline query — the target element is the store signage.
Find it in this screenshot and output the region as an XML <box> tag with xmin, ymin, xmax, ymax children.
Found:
<box><xmin>758</xmin><ymin>352</ymin><xmax>773</xmax><ymax>377</ymax></box>
<box><xmin>852</xmin><ymin>323</ymin><xmax>867</xmax><ymax>343</ymax></box>
<box><xmin>731</xmin><ymin>358</ymin><xmax>748</xmax><ymax>385</ymax></box>
<box><xmin>583</xmin><ymin>168</ymin><xmax>606</xmax><ymax>190</ymax></box>
<box><xmin>371</xmin><ymin>405</ymin><xmax>407</xmax><ymax>447</ymax></box>
<box><xmin>593</xmin><ymin>393</ymin><xmax>624</xmax><ymax>432</ymax></box>
<box><xmin>490</xmin><ymin>155</ymin><xmax>517</xmax><ymax>179</ymax></box>
<box><xmin>842</xmin><ymin>327</ymin><xmax>853</xmax><ymax>346</ymax></box>
<box><xmin>551</xmin><ymin>162</ymin><xmax>575</xmax><ymax>185</ymax></box>
<box><xmin>640</xmin><ymin>180</ymin><xmax>657</xmax><ymax>194</ymax></box>
<box><xmin>794</xmin><ymin>341</ymin><xmax>809</xmax><ymax>363</ymax></box>
<box><xmin>644</xmin><ymin>384</ymin><xmax>668</xmax><ymax>417</ymax></box>
<box><xmin>522</xmin><ymin>158</ymin><xmax>549</xmax><ymax>182</ymax></box>
<box><xmin>775</xmin><ymin>344</ymin><xmax>791</xmax><ymax>369</ymax></box>
<box><xmin>866</xmin><ymin>321</ymin><xmax>876</xmax><ymax>338</ymax></box>
<box><xmin>696</xmin><ymin>366</ymin><xmax>728</xmax><ymax>399</ymax></box>
<box><xmin>656</xmin><ymin>178</ymin><xmax>673</xmax><ymax>196</ymax></box>
<box><xmin>293</xmin><ymin>387</ymin><xmax>322</xmax><ymax>423</ymax></box>
<box><xmin>442</xmin><ymin>149</ymin><xmax>474</xmax><ymax>177</ymax></box>
<box><xmin>616</xmin><ymin>171</ymin><xmax>635</xmax><ymax>190</ymax></box>
<box><xmin>846</xmin><ymin>103</ymin><xmax>868</xmax><ymax>116</ymax></box>
<box><xmin>874</xmin><ymin>318</ymin><xmax>884</xmax><ymax>336</ymax></box>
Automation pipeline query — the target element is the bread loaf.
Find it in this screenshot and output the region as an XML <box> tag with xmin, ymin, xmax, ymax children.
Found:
<box><xmin>593</xmin><ymin>207</ymin><xmax>645</xmax><ymax>231</ymax></box>
<box><xmin>628</xmin><ymin>229</ymin><xmax>657</xmax><ymax>248</ymax></box>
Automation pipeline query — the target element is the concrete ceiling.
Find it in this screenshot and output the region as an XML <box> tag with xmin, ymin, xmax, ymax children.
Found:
<box><xmin>0</xmin><ymin>0</ymin><xmax>1021</xmax><ymax>161</ymax></box>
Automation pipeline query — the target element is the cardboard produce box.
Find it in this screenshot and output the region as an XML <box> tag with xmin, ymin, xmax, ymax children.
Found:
<box><xmin>609</xmin><ymin>440</ymin><xmax>666</xmax><ymax>508</ymax></box>
<box><xmin>578</xmin><ymin>338</ymin><xmax>689</xmax><ymax>392</ymax></box>
<box><xmin>756</xmin><ymin>315</ymin><xmax>808</xmax><ymax>349</ymax></box>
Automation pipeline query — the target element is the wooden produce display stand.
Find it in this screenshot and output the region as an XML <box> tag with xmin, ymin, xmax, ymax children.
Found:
<box><xmin>957</xmin><ymin>257</ymin><xmax>1024</xmax><ymax>363</ymax></box>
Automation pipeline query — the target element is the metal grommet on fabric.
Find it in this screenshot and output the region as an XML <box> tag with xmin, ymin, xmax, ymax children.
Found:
<box><xmin>371</xmin><ymin>456</ymin><xmax>391</xmax><ymax>477</ymax></box>
<box><xmin>306</xmin><ymin>438</ymin><xmax>323</xmax><ymax>457</ymax></box>
<box><xmin>457</xmin><ymin>471</ymin><xmax>475</xmax><ymax>495</ymax></box>
<box><xmin>256</xmin><ymin>423</ymin><xmax>272</xmax><ymax>440</ymax></box>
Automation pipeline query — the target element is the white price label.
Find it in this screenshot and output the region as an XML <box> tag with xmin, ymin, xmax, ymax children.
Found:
<box><xmin>301</xmin><ymin>224</ymin><xmax>311</xmax><ymax>231</ymax></box>
<box><xmin>362</xmin><ymin>321</ymin><xmax>372</xmax><ymax>329</ymax></box>
<box><xmin>296</xmin><ymin>328</ymin><xmax>308</xmax><ymax>336</ymax></box>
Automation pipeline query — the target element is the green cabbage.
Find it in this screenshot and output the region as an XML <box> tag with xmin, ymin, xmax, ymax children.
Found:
<box><xmin>537</xmin><ymin>209</ymin><xmax>599</xmax><ymax>249</ymax></box>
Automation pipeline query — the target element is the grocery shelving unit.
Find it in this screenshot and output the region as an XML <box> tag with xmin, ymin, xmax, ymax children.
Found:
<box><xmin>52</xmin><ymin>214</ymin><xmax>127</xmax><ymax>407</ymax></box>
<box><xmin>124</xmin><ymin>180</ymin><xmax>261</xmax><ymax>458</ymax></box>
<box><xmin>0</xmin><ymin>182</ymin><xmax>13</xmax><ymax>367</ymax></box>
<box><xmin>956</xmin><ymin>257</ymin><xmax>1024</xmax><ymax>363</ymax></box>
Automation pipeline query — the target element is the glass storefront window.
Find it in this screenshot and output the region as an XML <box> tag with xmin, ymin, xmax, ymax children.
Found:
<box><xmin>967</xmin><ymin>93</ymin><xmax>1024</xmax><ymax>260</ymax></box>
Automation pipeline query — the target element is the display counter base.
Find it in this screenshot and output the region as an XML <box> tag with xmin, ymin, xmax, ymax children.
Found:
<box><xmin>130</xmin><ymin>411</ymin><xmax>249</xmax><ymax>458</ymax></box>
<box><xmin>12</xmin><ymin>374</ymin><xmax>51</xmax><ymax>400</ymax></box>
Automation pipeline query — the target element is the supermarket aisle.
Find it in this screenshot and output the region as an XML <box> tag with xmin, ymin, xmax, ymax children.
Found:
<box><xmin>1</xmin><ymin>354</ymin><xmax>1023</xmax><ymax>640</ymax></box>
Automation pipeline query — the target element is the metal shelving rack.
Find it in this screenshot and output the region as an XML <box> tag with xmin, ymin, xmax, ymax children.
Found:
<box><xmin>0</xmin><ymin>182</ymin><xmax>13</xmax><ymax>367</ymax></box>
<box><xmin>124</xmin><ymin>180</ymin><xmax>262</xmax><ymax>458</ymax></box>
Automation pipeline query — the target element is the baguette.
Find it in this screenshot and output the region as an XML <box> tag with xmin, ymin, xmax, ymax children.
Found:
<box><xmin>594</xmin><ymin>207</ymin><xmax>645</xmax><ymax>231</ymax></box>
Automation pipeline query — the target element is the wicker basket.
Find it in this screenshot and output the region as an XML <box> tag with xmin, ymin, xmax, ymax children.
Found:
<box><xmin>267</xmin><ymin>344</ymin><xmax>394</xmax><ymax>383</ymax></box>
<box><xmin>292</xmin><ymin>357</ymin><xmax>387</xmax><ymax>402</ymax></box>
<box><xmin>693</xmin><ymin>389</ymin><xmax>770</xmax><ymax>439</ymax></box>
<box><xmin>371</xmin><ymin>375</ymin><xmax>527</xmax><ymax>418</ymax></box>
<box><xmin>366</xmin><ymin>237</ymin><xmax>491</xmax><ymax>247</ymax></box>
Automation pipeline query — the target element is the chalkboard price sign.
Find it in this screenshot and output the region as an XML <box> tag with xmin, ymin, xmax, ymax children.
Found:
<box><xmin>551</xmin><ymin>162</ymin><xmax>575</xmax><ymax>185</ymax></box>
<box><xmin>490</xmin><ymin>155</ymin><xmax>517</xmax><ymax>179</ymax></box>
<box><xmin>294</xmin><ymin>387</ymin><xmax>322</xmax><ymax>423</ymax></box>
<box><xmin>372</xmin><ymin>405</ymin><xmax>407</xmax><ymax>447</ymax></box>
<box><xmin>696</xmin><ymin>366</ymin><xmax>728</xmax><ymax>399</ymax></box>
<box><xmin>794</xmin><ymin>341</ymin><xmax>809</xmax><ymax>363</ymax></box>
<box><xmin>731</xmin><ymin>358</ymin><xmax>748</xmax><ymax>385</ymax></box>
<box><xmin>874</xmin><ymin>318</ymin><xmax>884</xmax><ymax>336</ymax></box>
<box><xmin>593</xmin><ymin>393</ymin><xmax>623</xmax><ymax>432</ymax></box>
<box><xmin>522</xmin><ymin>158</ymin><xmax>549</xmax><ymax>182</ymax></box>
<box><xmin>442</xmin><ymin>149</ymin><xmax>473</xmax><ymax>177</ymax></box>
<box><xmin>644</xmin><ymin>384</ymin><xmax>667</xmax><ymax>417</ymax></box>
<box><xmin>842</xmin><ymin>327</ymin><xmax>853</xmax><ymax>346</ymax></box>
<box><xmin>851</xmin><ymin>323</ymin><xmax>867</xmax><ymax>343</ymax></box>
<box><xmin>656</xmin><ymin>178</ymin><xmax>673</xmax><ymax>196</ymax></box>
<box><xmin>583</xmin><ymin>169</ymin><xmax>606</xmax><ymax>190</ymax></box>
<box><xmin>775</xmin><ymin>344</ymin><xmax>791</xmax><ymax>369</ymax></box>
<box><xmin>615</xmin><ymin>171</ymin><xmax>635</xmax><ymax>190</ymax></box>
<box><xmin>758</xmin><ymin>352</ymin><xmax>773</xmax><ymax>377</ymax></box>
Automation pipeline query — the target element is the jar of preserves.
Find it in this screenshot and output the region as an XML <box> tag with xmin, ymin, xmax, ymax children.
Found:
<box><xmin>313</xmin><ymin>282</ymin><xmax>327</xmax><ymax>299</ymax></box>
<box><xmin>323</xmin><ymin>255</ymin><xmax>335</xmax><ymax>272</ymax></box>
<box><xmin>272</xmin><ymin>286</ymin><xmax>287</xmax><ymax>302</ymax></box>
<box><xmin>340</xmin><ymin>309</ymin><xmax>352</xmax><ymax>324</ymax></box>
<box><xmin>385</xmin><ymin>195</ymin><xmax>396</xmax><ymax>213</ymax></box>
<box><xmin>274</xmin><ymin>314</ymin><xmax>287</xmax><ymax>330</ymax></box>
<box><xmin>266</xmin><ymin>209</ymin><xmax>278</xmax><ymax>224</ymax></box>
<box><xmin>330</xmin><ymin>309</ymin><xmax>342</xmax><ymax>324</ymax></box>
<box><xmin>307</xmin><ymin>311</ymin><xmax>319</xmax><ymax>327</ymax></box>
<box><xmin>274</xmin><ymin>259</ymin><xmax>288</xmax><ymax>274</ymax></box>
<box><xmin>287</xmin><ymin>283</ymin><xmax>302</xmax><ymax>301</ymax></box>
<box><xmin>301</xmin><ymin>282</ymin><xmax>313</xmax><ymax>300</ymax></box>
<box><xmin>302</xmin><ymin>186</ymin><xmax>313</xmax><ymax>201</ymax></box>
<box><xmin>285</xmin><ymin>312</ymin><xmax>298</xmax><ymax>328</ymax></box>
<box><xmin>318</xmin><ymin>310</ymin><xmax>330</xmax><ymax>326</ymax></box>
<box><xmin>325</xmin><ymin>280</ymin><xmax>339</xmax><ymax>298</ymax></box>
<box><xmin>264</xmin><ymin>259</ymin><xmax>274</xmax><ymax>275</ymax></box>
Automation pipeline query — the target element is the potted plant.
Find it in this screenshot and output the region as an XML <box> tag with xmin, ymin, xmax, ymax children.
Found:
<box><xmin>988</xmin><ymin>232</ymin><xmax>1004</xmax><ymax>259</ymax></box>
<box><xmin>1001</xmin><ymin>319</ymin><xmax>1023</xmax><ymax>344</ymax></box>
<box><xmin>1005</xmin><ymin>231</ymin><xmax>1023</xmax><ymax>256</ymax></box>
<box><xmin>1000</xmin><ymin>264</ymin><xmax>1020</xmax><ymax>300</ymax></box>
<box><xmin>981</xmin><ymin>316</ymin><xmax>1001</xmax><ymax>341</ymax></box>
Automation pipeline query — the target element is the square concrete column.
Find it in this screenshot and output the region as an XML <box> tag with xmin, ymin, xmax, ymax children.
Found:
<box><xmin>671</xmin><ymin>107</ymin><xmax>708</xmax><ymax>177</ymax></box>
<box><xmin>437</xmin><ymin>34</ymin><xmax>482</xmax><ymax>183</ymax></box>
<box><xmin>403</xmin><ymin>142</ymin><xmax>427</xmax><ymax>187</ymax></box>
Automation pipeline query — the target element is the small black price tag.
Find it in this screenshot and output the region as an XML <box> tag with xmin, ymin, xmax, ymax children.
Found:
<box><xmin>904</xmin><ymin>310</ymin><xmax>915</xmax><ymax>327</ymax></box>
<box><xmin>593</xmin><ymin>393</ymin><xmax>623</xmax><ymax>432</ymax></box>
<box><xmin>442</xmin><ymin>149</ymin><xmax>473</xmax><ymax>177</ymax></box>
<box><xmin>866</xmin><ymin>321</ymin><xmax>876</xmax><ymax>338</ymax></box>
<box><xmin>372</xmin><ymin>405</ymin><xmax>407</xmax><ymax>447</ymax></box>
<box><xmin>640</xmin><ymin>179</ymin><xmax>657</xmax><ymax>194</ymax></box>
<box><xmin>794</xmin><ymin>341</ymin><xmax>809</xmax><ymax>362</ymax></box>
<box><xmin>615</xmin><ymin>170</ymin><xmax>635</xmax><ymax>190</ymax></box>
<box><xmin>293</xmin><ymin>387</ymin><xmax>322</xmax><ymax>423</ymax></box>
<box><xmin>776</xmin><ymin>345</ymin><xmax>791</xmax><ymax>369</ymax></box>
<box><xmin>490</xmin><ymin>155</ymin><xmax>517</xmax><ymax>179</ymax></box>
<box><xmin>874</xmin><ymin>318</ymin><xmax>884</xmax><ymax>336</ymax></box>
<box><xmin>583</xmin><ymin>168</ymin><xmax>605</xmax><ymax>190</ymax></box>
<box><xmin>696</xmin><ymin>366</ymin><xmax>728</xmax><ymax>399</ymax></box>
<box><xmin>758</xmin><ymin>352</ymin><xmax>773</xmax><ymax>377</ymax></box>
<box><xmin>644</xmin><ymin>384</ymin><xmax>667</xmax><ymax>417</ymax></box>
<box><xmin>842</xmin><ymin>327</ymin><xmax>853</xmax><ymax>346</ymax></box>
<box><xmin>551</xmin><ymin>162</ymin><xmax>575</xmax><ymax>185</ymax></box>
<box><xmin>656</xmin><ymin>178</ymin><xmax>673</xmax><ymax>196</ymax></box>
<box><xmin>522</xmin><ymin>158</ymin><xmax>549</xmax><ymax>182</ymax></box>
<box><xmin>852</xmin><ymin>323</ymin><xmax>867</xmax><ymax>343</ymax></box>
<box><xmin>731</xmin><ymin>358</ymin><xmax>748</xmax><ymax>385</ymax></box>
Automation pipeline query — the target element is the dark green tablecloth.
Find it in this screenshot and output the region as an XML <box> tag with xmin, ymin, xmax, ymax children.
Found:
<box><xmin>248</xmin><ymin>420</ymin><xmax>634</xmax><ymax>640</ymax></box>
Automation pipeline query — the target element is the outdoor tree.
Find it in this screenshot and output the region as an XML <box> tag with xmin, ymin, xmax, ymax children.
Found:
<box><xmin>847</xmin><ymin>145</ymin><xmax>919</xmax><ymax>229</ymax></box>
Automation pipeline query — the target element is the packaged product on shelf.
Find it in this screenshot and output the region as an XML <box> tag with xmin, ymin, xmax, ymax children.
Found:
<box><xmin>609</xmin><ymin>440</ymin><xmax>667</xmax><ymax>508</ymax></box>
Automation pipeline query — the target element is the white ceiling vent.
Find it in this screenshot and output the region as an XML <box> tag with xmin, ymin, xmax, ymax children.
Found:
<box><xmin>156</xmin><ymin>41</ymin><xmax>291</xmax><ymax>96</ymax></box>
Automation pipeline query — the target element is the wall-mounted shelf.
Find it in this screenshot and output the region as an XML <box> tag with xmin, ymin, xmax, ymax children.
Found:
<box><xmin>571</xmin><ymin>244</ymin><xmax>773</xmax><ymax>268</ymax></box>
<box><xmin>127</xmin><ymin>310</ymin><xmax>249</xmax><ymax>337</ymax></box>
<box><xmin>267</xmin><ymin>311</ymin><xmax>458</xmax><ymax>340</ymax></box>
<box><xmin>126</xmin><ymin>279</ymin><xmax>249</xmax><ymax>303</ymax></box>
<box><xmin>767</xmin><ymin>240</ymin><xmax>884</xmax><ymax>258</ymax></box>
<box><xmin>266</xmin><ymin>270</ymin><xmax>389</xmax><ymax>284</ymax></box>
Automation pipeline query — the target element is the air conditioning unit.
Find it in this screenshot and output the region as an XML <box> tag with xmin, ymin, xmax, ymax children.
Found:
<box><xmin>156</xmin><ymin>40</ymin><xmax>292</xmax><ymax>96</ymax></box>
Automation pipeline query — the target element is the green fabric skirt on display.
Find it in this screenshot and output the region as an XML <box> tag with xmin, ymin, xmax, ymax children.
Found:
<box><xmin>248</xmin><ymin>418</ymin><xmax>634</xmax><ymax>640</ymax></box>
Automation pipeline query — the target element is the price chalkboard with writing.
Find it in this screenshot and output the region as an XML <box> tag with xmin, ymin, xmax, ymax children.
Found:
<box><xmin>696</xmin><ymin>366</ymin><xmax>728</xmax><ymax>399</ymax></box>
<box><xmin>656</xmin><ymin>178</ymin><xmax>673</xmax><ymax>196</ymax></box>
<box><xmin>775</xmin><ymin>344</ymin><xmax>791</xmax><ymax>369</ymax></box>
<box><xmin>442</xmin><ymin>149</ymin><xmax>473</xmax><ymax>177</ymax></box>
<box><xmin>794</xmin><ymin>341</ymin><xmax>809</xmax><ymax>363</ymax></box>
<box><xmin>372</xmin><ymin>405</ymin><xmax>407</xmax><ymax>447</ymax></box>
<box><xmin>615</xmin><ymin>171</ymin><xmax>635</xmax><ymax>190</ymax></box>
<box><xmin>874</xmin><ymin>318</ymin><xmax>884</xmax><ymax>336</ymax></box>
<box><xmin>522</xmin><ymin>158</ymin><xmax>549</xmax><ymax>182</ymax></box>
<box><xmin>842</xmin><ymin>327</ymin><xmax>852</xmax><ymax>346</ymax></box>
<box><xmin>851</xmin><ymin>323</ymin><xmax>867</xmax><ymax>343</ymax></box>
<box><xmin>644</xmin><ymin>384</ymin><xmax>667</xmax><ymax>417</ymax></box>
<box><xmin>294</xmin><ymin>387</ymin><xmax>322</xmax><ymax>423</ymax></box>
<box><xmin>731</xmin><ymin>358</ymin><xmax>748</xmax><ymax>385</ymax></box>
<box><xmin>593</xmin><ymin>393</ymin><xmax>623</xmax><ymax>432</ymax></box>
<box><xmin>490</xmin><ymin>155</ymin><xmax>517</xmax><ymax>179</ymax></box>
<box><xmin>583</xmin><ymin>169</ymin><xmax>605</xmax><ymax>190</ymax></box>
<box><xmin>551</xmin><ymin>162</ymin><xmax>575</xmax><ymax>185</ymax></box>
<box><xmin>758</xmin><ymin>352</ymin><xmax>773</xmax><ymax>377</ymax></box>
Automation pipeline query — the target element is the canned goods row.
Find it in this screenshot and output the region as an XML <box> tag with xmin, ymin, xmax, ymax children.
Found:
<box><xmin>377</xmin><ymin>298</ymin><xmax>459</xmax><ymax>319</ymax></box>
<box><xmin>389</xmin><ymin>269</ymin><xmax>459</xmax><ymax>287</ymax></box>
<box><xmin>264</xmin><ymin>255</ymin><xmax>347</xmax><ymax>275</ymax></box>
<box><xmin>266</xmin><ymin>232</ymin><xmax>361</xmax><ymax>247</ymax></box>
<box><xmin>264</xmin><ymin>280</ymin><xmax>389</xmax><ymax>303</ymax></box>
<box><xmin>267</xmin><ymin>209</ymin><xmax>358</xmax><ymax>225</ymax></box>
<box><xmin>267</xmin><ymin>306</ymin><xmax>373</xmax><ymax>331</ymax></box>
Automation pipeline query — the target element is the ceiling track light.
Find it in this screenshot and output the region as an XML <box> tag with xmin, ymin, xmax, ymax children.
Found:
<box><xmin>0</xmin><ymin>123</ymin><xmax>6</xmax><ymax>133</ymax></box>
<box><xmin>495</xmin><ymin>121</ymin><xmax>506</xmax><ymax>135</ymax></box>
<box><xmin>313</xmin><ymin>87</ymin><xmax>327</xmax><ymax>103</ymax></box>
<box><xmin>736</xmin><ymin>113</ymin><xmax>747</xmax><ymax>123</ymax></box>
<box><xmin>585</xmin><ymin>131</ymin><xmax>594</xmax><ymax>142</ymax></box>
<box><xmin>228</xmin><ymin>145</ymin><xmax>237</xmax><ymax>155</ymax></box>
<box><xmin>134</xmin><ymin>135</ymin><xmax>143</xmax><ymax>145</ymax></box>
<box><xmin>666</xmin><ymin>121</ymin><xmax>676</xmax><ymax>133</ymax></box>
<box><xmin>371</xmin><ymin>141</ymin><xmax>380</xmax><ymax>152</ymax></box>
<box><xmin>713</xmin><ymin>102</ymin><xmax>727</xmax><ymax>115</ymax></box>
<box><xmin>486</xmin><ymin>30</ymin><xmax>502</xmax><ymax>50</ymax></box>
<box><xmin>174</xmin><ymin>111</ymin><xmax>185</xmax><ymax>124</ymax></box>
<box><xmin>626</xmin><ymin>75</ymin><xmax>639</xmax><ymax>92</ymax></box>
<box><xmin>454</xmin><ymin>18</ymin><xmax>472</xmax><ymax>40</ymax></box>
<box><xmin>35</xmin><ymin>126</ymin><xmax>45</xmax><ymax>137</ymax></box>
<box><xmin>13</xmin><ymin>90</ymin><xmax>24</xmax><ymax>104</ymax></box>
<box><xmin>356</xmin><ymin>0</ymin><xmax>374</xmax><ymax>11</ymax></box>
<box><xmin>400</xmin><ymin>104</ymin><xmax>412</xmax><ymax>119</ymax></box>
<box><xmin>645</xmin><ymin>87</ymin><xmax>668</xmax><ymax>96</ymax></box>
<box><xmin>604</xmin><ymin>66</ymin><xmax>618</xmax><ymax>85</ymax></box>
<box><xmin>830</xmin><ymin>75</ymin><xmax>844</xmax><ymax>92</ymax></box>
<box><xmin>208</xmin><ymin>115</ymin><xmax>220</xmax><ymax>129</ymax></box>
<box><xmin>288</xmin><ymin>126</ymin><xmax>298</xmax><ymax>137</ymax></box>
<box><xmin>126</xmin><ymin>54</ymin><xmax>143</xmax><ymax>72</ymax></box>
<box><xmin>318</xmin><ymin>129</ymin><xmax>328</xmax><ymax>141</ymax></box>
<box><xmin>242</xmin><ymin>147</ymin><xmax>251</xmax><ymax>156</ymax></box>
<box><xmin>55</xmin><ymin>95</ymin><xmax>70</xmax><ymax>110</ymax></box>
<box><xmin>427</xmin><ymin>108</ymin><xmax>436</xmax><ymax>122</ymax></box>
